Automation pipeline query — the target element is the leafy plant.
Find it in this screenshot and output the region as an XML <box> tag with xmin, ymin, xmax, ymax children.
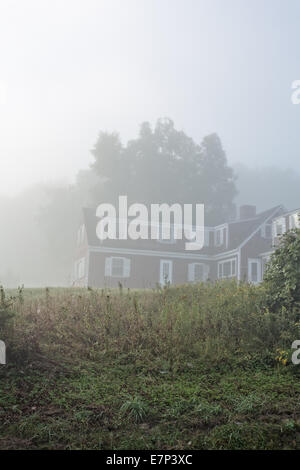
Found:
<box><xmin>0</xmin><ymin>285</ymin><xmax>15</xmax><ymax>330</ymax></box>
<box><xmin>264</xmin><ymin>227</ymin><xmax>300</xmax><ymax>311</ymax></box>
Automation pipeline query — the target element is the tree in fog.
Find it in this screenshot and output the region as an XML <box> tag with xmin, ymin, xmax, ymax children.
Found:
<box><xmin>234</xmin><ymin>164</ymin><xmax>300</xmax><ymax>212</ymax></box>
<box><xmin>90</xmin><ymin>118</ymin><xmax>237</xmax><ymax>224</ymax></box>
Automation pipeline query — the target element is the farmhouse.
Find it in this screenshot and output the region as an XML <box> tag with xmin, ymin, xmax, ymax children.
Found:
<box><xmin>73</xmin><ymin>204</ymin><xmax>299</xmax><ymax>288</ymax></box>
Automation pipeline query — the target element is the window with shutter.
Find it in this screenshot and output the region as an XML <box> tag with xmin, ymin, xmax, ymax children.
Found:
<box><xmin>105</xmin><ymin>257</ymin><xmax>131</xmax><ymax>278</ymax></box>
<box><xmin>111</xmin><ymin>258</ymin><xmax>124</xmax><ymax>277</ymax></box>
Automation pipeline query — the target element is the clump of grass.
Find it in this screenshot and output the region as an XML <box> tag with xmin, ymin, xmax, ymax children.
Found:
<box><xmin>232</xmin><ymin>393</ymin><xmax>265</xmax><ymax>414</ymax></box>
<box><xmin>120</xmin><ymin>396</ymin><xmax>149</xmax><ymax>423</ymax></box>
<box><xmin>194</xmin><ymin>401</ymin><xmax>223</xmax><ymax>423</ymax></box>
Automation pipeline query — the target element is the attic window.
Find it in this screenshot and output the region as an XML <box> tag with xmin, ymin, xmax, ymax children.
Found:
<box><xmin>274</xmin><ymin>217</ymin><xmax>286</xmax><ymax>237</ymax></box>
<box><xmin>215</xmin><ymin>227</ymin><xmax>227</xmax><ymax>247</ymax></box>
<box><xmin>261</xmin><ymin>224</ymin><xmax>272</xmax><ymax>239</ymax></box>
<box><xmin>289</xmin><ymin>213</ymin><xmax>300</xmax><ymax>229</ymax></box>
<box><xmin>215</xmin><ymin>229</ymin><xmax>223</xmax><ymax>246</ymax></box>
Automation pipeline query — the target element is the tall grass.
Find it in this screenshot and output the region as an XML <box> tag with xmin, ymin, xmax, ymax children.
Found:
<box><xmin>1</xmin><ymin>281</ymin><xmax>299</xmax><ymax>368</ymax></box>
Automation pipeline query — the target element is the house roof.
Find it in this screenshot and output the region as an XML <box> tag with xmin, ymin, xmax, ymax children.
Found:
<box><xmin>82</xmin><ymin>205</ymin><xmax>284</xmax><ymax>255</ymax></box>
<box><xmin>272</xmin><ymin>207</ymin><xmax>300</xmax><ymax>222</ymax></box>
<box><xmin>227</xmin><ymin>205</ymin><xmax>284</xmax><ymax>251</ymax></box>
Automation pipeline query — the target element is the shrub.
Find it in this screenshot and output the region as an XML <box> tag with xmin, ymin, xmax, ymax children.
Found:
<box><xmin>264</xmin><ymin>228</ymin><xmax>300</xmax><ymax>311</ymax></box>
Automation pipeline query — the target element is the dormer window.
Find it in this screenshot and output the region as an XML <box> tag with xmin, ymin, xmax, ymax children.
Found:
<box><xmin>215</xmin><ymin>226</ymin><xmax>228</xmax><ymax>247</ymax></box>
<box><xmin>261</xmin><ymin>223</ymin><xmax>272</xmax><ymax>239</ymax></box>
<box><xmin>273</xmin><ymin>217</ymin><xmax>286</xmax><ymax>237</ymax></box>
<box><xmin>289</xmin><ymin>213</ymin><xmax>300</xmax><ymax>230</ymax></box>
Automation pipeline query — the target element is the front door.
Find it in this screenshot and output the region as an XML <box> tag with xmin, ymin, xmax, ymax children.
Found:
<box><xmin>160</xmin><ymin>260</ymin><xmax>173</xmax><ymax>285</ymax></box>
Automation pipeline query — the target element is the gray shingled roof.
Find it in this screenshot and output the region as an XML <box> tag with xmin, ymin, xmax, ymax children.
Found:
<box><xmin>82</xmin><ymin>205</ymin><xmax>284</xmax><ymax>254</ymax></box>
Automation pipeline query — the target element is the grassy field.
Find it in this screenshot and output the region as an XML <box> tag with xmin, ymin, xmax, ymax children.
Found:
<box><xmin>0</xmin><ymin>283</ymin><xmax>299</xmax><ymax>450</ymax></box>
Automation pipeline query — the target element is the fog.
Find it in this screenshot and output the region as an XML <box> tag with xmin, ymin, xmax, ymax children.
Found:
<box><xmin>0</xmin><ymin>0</ymin><xmax>300</xmax><ymax>286</ymax></box>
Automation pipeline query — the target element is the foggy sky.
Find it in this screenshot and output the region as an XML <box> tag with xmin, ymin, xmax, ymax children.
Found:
<box><xmin>1</xmin><ymin>0</ymin><xmax>300</xmax><ymax>196</ymax></box>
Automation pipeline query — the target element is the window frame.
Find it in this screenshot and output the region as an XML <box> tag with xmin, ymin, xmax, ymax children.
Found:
<box><xmin>75</xmin><ymin>257</ymin><xmax>86</xmax><ymax>279</ymax></box>
<box><xmin>248</xmin><ymin>258</ymin><xmax>262</xmax><ymax>284</ymax></box>
<box><xmin>218</xmin><ymin>258</ymin><xmax>237</xmax><ymax>279</ymax></box>
<box><xmin>105</xmin><ymin>257</ymin><xmax>131</xmax><ymax>278</ymax></box>
<box><xmin>188</xmin><ymin>262</ymin><xmax>209</xmax><ymax>282</ymax></box>
<box><xmin>159</xmin><ymin>259</ymin><xmax>173</xmax><ymax>285</ymax></box>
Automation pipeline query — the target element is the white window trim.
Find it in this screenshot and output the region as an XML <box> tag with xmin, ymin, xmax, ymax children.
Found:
<box><xmin>214</xmin><ymin>225</ymin><xmax>228</xmax><ymax>248</ymax></box>
<box><xmin>248</xmin><ymin>258</ymin><xmax>262</xmax><ymax>284</ymax></box>
<box><xmin>160</xmin><ymin>259</ymin><xmax>173</xmax><ymax>285</ymax></box>
<box><xmin>75</xmin><ymin>257</ymin><xmax>86</xmax><ymax>280</ymax></box>
<box><xmin>105</xmin><ymin>257</ymin><xmax>131</xmax><ymax>278</ymax></box>
<box><xmin>289</xmin><ymin>213</ymin><xmax>300</xmax><ymax>230</ymax></box>
<box><xmin>188</xmin><ymin>263</ymin><xmax>209</xmax><ymax>282</ymax></box>
<box><xmin>215</xmin><ymin>228</ymin><xmax>223</xmax><ymax>247</ymax></box>
<box><xmin>218</xmin><ymin>258</ymin><xmax>237</xmax><ymax>279</ymax></box>
<box><xmin>273</xmin><ymin>217</ymin><xmax>286</xmax><ymax>238</ymax></box>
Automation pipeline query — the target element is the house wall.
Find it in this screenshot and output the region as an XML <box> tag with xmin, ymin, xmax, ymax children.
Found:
<box><xmin>87</xmin><ymin>251</ymin><xmax>216</xmax><ymax>288</ymax></box>
<box><xmin>240</xmin><ymin>231</ymin><xmax>273</xmax><ymax>282</ymax></box>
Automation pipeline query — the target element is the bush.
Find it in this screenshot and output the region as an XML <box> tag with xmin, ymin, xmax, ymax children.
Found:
<box><xmin>264</xmin><ymin>228</ymin><xmax>300</xmax><ymax>311</ymax></box>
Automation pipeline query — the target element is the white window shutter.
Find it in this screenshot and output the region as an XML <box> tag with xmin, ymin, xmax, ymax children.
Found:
<box><xmin>105</xmin><ymin>257</ymin><xmax>112</xmax><ymax>276</ymax></box>
<box><xmin>188</xmin><ymin>263</ymin><xmax>194</xmax><ymax>282</ymax></box>
<box><xmin>123</xmin><ymin>258</ymin><xmax>131</xmax><ymax>278</ymax></box>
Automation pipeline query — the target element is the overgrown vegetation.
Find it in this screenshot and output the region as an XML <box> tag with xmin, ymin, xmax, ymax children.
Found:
<box><xmin>0</xmin><ymin>228</ymin><xmax>299</xmax><ymax>449</ymax></box>
<box><xmin>0</xmin><ymin>275</ymin><xmax>299</xmax><ymax>449</ymax></box>
<box><xmin>264</xmin><ymin>227</ymin><xmax>300</xmax><ymax>311</ymax></box>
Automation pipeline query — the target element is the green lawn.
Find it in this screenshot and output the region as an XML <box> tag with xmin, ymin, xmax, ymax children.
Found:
<box><xmin>1</xmin><ymin>356</ymin><xmax>299</xmax><ymax>450</ymax></box>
